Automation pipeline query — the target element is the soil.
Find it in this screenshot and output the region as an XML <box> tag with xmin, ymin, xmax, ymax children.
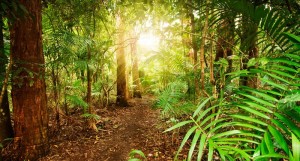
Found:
<box><xmin>2</xmin><ymin>95</ymin><xmax>188</xmax><ymax>161</ymax></box>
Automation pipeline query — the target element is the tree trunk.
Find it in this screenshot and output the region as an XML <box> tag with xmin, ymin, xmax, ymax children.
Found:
<box><xmin>199</xmin><ymin>0</ymin><xmax>210</xmax><ymax>95</ymax></box>
<box><xmin>116</xmin><ymin>13</ymin><xmax>129</xmax><ymax>107</ymax></box>
<box><xmin>131</xmin><ymin>38</ymin><xmax>142</xmax><ymax>98</ymax></box>
<box><xmin>10</xmin><ymin>0</ymin><xmax>49</xmax><ymax>160</ymax></box>
<box><xmin>0</xmin><ymin>15</ymin><xmax>14</xmax><ymax>149</ymax></box>
<box><xmin>86</xmin><ymin>45</ymin><xmax>97</xmax><ymax>131</ymax></box>
<box><xmin>51</xmin><ymin>65</ymin><xmax>60</xmax><ymax>128</ymax></box>
<box><xmin>240</xmin><ymin>15</ymin><xmax>259</xmax><ymax>88</ymax></box>
<box><xmin>190</xmin><ymin>10</ymin><xmax>199</xmax><ymax>98</ymax></box>
<box><xmin>215</xmin><ymin>18</ymin><xmax>235</xmax><ymax>96</ymax></box>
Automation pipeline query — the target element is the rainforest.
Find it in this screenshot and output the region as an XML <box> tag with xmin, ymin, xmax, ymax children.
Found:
<box><xmin>0</xmin><ymin>0</ymin><xmax>300</xmax><ymax>161</ymax></box>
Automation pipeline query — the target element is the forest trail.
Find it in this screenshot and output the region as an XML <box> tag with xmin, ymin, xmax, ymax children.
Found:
<box><xmin>38</xmin><ymin>96</ymin><xmax>179</xmax><ymax>161</ymax></box>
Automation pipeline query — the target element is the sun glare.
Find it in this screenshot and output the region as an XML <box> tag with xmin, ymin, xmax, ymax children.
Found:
<box><xmin>138</xmin><ymin>32</ymin><xmax>160</xmax><ymax>51</ymax></box>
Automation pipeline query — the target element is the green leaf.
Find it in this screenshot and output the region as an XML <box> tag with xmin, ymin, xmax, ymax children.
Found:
<box><xmin>164</xmin><ymin>120</ymin><xmax>193</xmax><ymax>132</ymax></box>
<box><xmin>128</xmin><ymin>159</ymin><xmax>142</xmax><ymax>161</ymax></box>
<box><xmin>236</xmin><ymin>91</ymin><xmax>275</xmax><ymax>108</ymax></box>
<box><xmin>244</xmin><ymin>101</ymin><xmax>273</xmax><ymax>113</ymax></box>
<box><xmin>188</xmin><ymin>130</ymin><xmax>201</xmax><ymax>161</ymax></box>
<box><xmin>218</xmin><ymin>146</ymin><xmax>251</xmax><ymax>161</ymax></box>
<box><xmin>175</xmin><ymin>126</ymin><xmax>197</xmax><ymax>159</ymax></box>
<box><xmin>217</xmin><ymin>138</ymin><xmax>259</xmax><ymax>144</ymax></box>
<box><xmin>241</xmin><ymin>87</ymin><xmax>278</xmax><ymax>102</ymax></box>
<box><xmin>237</xmin><ymin>104</ymin><xmax>270</xmax><ymax>119</ymax></box>
<box><xmin>261</xmin><ymin>77</ymin><xmax>287</xmax><ymax>90</ymax></box>
<box><xmin>196</xmin><ymin>105</ymin><xmax>217</xmax><ymax>122</ymax></box>
<box><xmin>275</xmin><ymin>113</ymin><xmax>300</xmax><ymax>138</ymax></box>
<box><xmin>254</xmin><ymin>154</ymin><xmax>288</xmax><ymax>160</ymax></box>
<box><xmin>231</xmin><ymin>115</ymin><xmax>268</xmax><ymax>126</ymax></box>
<box><xmin>268</xmin><ymin>125</ymin><xmax>289</xmax><ymax>154</ymax></box>
<box><xmin>200</xmin><ymin>112</ymin><xmax>220</xmax><ymax>127</ymax></box>
<box><xmin>212</xmin><ymin>130</ymin><xmax>243</xmax><ymax>139</ymax></box>
<box><xmin>264</xmin><ymin>132</ymin><xmax>275</xmax><ymax>154</ymax></box>
<box><xmin>271</xmin><ymin>119</ymin><xmax>290</xmax><ymax>135</ymax></box>
<box><xmin>129</xmin><ymin>149</ymin><xmax>146</xmax><ymax>159</ymax></box>
<box><xmin>292</xmin><ymin>134</ymin><xmax>300</xmax><ymax>161</ymax></box>
<box><xmin>208</xmin><ymin>139</ymin><xmax>214</xmax><ymax>161</ymax></box>
<box><xmin>197</xmin><ymin>133</ymin><xmax>207</xmax><ymax>161</ymax></box>
<box><xmin>193</xmin><ymin>97</ymin><xmax>212</xmax><ymax>117</ymax></box>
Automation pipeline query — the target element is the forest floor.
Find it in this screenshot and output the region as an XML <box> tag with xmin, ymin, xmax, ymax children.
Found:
<box><xmin>29</xmin><ymin>95</ymin><xmax>187</xmax><ymax>161</ymax></box>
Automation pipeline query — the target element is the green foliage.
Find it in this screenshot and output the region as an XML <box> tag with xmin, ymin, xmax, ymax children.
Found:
<box><xmin>154</xmin><ymin>81</ymin><xmax>195</xmax><ymax>118</ymax></box>
<box><xmin>128</xmin><ymin>149</ymin><xmax>146</xmax><ymax>161</ymax></box>
<box><xmin>165</xmin><ymin>33</ymin><xmax>300</xmax><ymax>161</ymax></box>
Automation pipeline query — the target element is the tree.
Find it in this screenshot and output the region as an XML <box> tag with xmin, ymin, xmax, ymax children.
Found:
<box><xmin>131</xmin><ymin>37</ymin><xmax>142</xmax><ymax>98</ymax></box>
<box><xmin>10</xmin><ymin>0</ymin><xmax>49</xmax><ymax>160</ymax></box>
<box><xmin>116</xmin><ymin>11</ymin><xmax>129</xmax><ymax>106</ymax></box>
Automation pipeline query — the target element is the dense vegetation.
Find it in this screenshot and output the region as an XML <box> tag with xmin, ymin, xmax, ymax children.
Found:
<box><xmin>0</xmin><ymin>0</ymin><xmax>300</xmax><ymax>160</ymax></box>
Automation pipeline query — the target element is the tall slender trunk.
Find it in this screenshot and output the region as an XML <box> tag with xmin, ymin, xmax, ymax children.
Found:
<box><xmin>51</xmin><ymin>64</ymin><xmax>60</xmax><ymax>128</ymax></box>
<box><xmin>0</xmin><ymin>15</ymin><xmax>14</xmax><ymax>149</ymax></box>
<box><xmin>190</xmin><ymin>11</ymin><xmax>199</xmax><ymax>98</ymax></box>
<box><xmin>209</xmin><ymin>30</ymin><xmax>217</xmax><ymax>99</ymax></box>
<box><xmin>131</xmin><ymin>38</ymin><xmax>142</xmax><ymax>98</ymax></box>
<box><xmin>10</xmin><ymin>0</ymin><xmax>49</xmax><ymax>160</ymax></box>
<box><xmin>116</xmin><ymin>13</ymin><xmax>129</xmax><ymax>107</ymax></box>
<box><xmin>86</xmin><ymin>45</ymin><xmax>97</xmax><ymax>131</ymax></box>
<box><xmin>199</xmin><ymin>0</ymin><xmax>210</xmax><ymax>95</ymax></box>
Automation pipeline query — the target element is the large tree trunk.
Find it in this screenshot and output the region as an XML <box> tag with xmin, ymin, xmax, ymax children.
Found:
<box><xmin>131</xmin><ymin>38</ymin><xmax>142</xmax><ymax>98</ymax></box>
<box><xmin>116</xmin><ymin>13</ymin><xmax>129</xmax><ymax>107</ymax></box>
<box><xmin>10</xmin><ymin>0</ymin><xmax>49</xmax><ymax>160</ymax></box>
<box><xmin>0</xmin><ymin>15</ymin><xmax>14</xmax><ymax>150</ymax></box>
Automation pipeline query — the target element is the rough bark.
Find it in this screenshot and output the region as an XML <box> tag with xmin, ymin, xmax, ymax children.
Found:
<box><xmin>0</xmin><ymin>15</ymin><xmax>14</xmax><ymax>148</ymax></box>
<box><xmin>131</xmin><ymin>38</ymin><xmax>142</xmax><ymax>98</ymax></box>
<box><xmin>10</xmin><ymin>0</ymin><xmax>49</xmax><ymax>160</ymax></box>
<box><xmin>116</xmin><ymin>13</ymin><xmax>129</xmax><ymax>106</ymax></box>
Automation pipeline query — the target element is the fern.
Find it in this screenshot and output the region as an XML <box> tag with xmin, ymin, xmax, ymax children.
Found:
<box><xmin>154</xmin><ymin>81</ymin><xmax>191</xmax><ymax>118</ymax></box>
<box><xmin>166</xmin><ymin>33</ymin><xmax>300</xmax><ymax>161</ymax></box>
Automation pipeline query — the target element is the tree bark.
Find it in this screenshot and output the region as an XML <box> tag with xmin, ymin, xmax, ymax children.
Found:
<box><xmin>87</xmin><ymin>45</ymin><xmax>97</xmax><ymax>131</ymax></box>
<box><xmin>10</xmin><ymin>0</ymin><xmax>49</xmax><ymax>160</ymax></box>
<box><xmin>199</xmin><ymin>0</ymin><xmax>210</xmax><ymax>95</ymax></box>
<box><xmin>116</xmin><ymin>13</ymin><xmax>129</xmax><ymax>106</ymax></box>
<box><xmin>131</xmin><ymin>38</ymin><xmax>142</xmax><ymax>98</ymax></box>
<box><xmin>190</xmin><ymin>10</ymin><xmax>199</xmax><ymax>97</ymax></box>
<box><xmin>0</xmin><ymin>15</ymin><xmax>14</xmax><ymax>149</ymax></box>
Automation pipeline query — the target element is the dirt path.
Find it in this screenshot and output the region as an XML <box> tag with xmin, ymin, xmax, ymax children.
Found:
<box><xmin>35</xmin><ymin>96</ymin><xmax>179</xmax><ymax>161</ymax></box>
